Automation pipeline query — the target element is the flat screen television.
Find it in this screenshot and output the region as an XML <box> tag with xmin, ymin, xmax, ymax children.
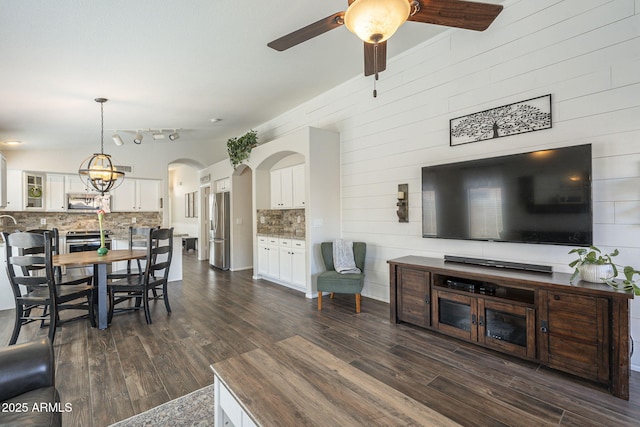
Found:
<box><xmin>421</xmin><ymin>144</ymin><xmax>592</xmax><ymax>246</ymax></box>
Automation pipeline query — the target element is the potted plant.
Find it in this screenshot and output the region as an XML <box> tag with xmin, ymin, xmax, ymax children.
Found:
<box><xmin>227</xmin><ymin>130</ymin><xmax>258</xmax><ymax>169</ymax></box>
<box><xmin>568</xmin><ymin>245</ymin><xmax>618</xmax><ymax>284</ymax></box>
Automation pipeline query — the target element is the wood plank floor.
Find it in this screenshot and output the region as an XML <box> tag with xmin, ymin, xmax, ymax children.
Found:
<box><xmin>1</xmin><ymin>252</ymin><xmax>639</xmax><ymax>426</ymax></box>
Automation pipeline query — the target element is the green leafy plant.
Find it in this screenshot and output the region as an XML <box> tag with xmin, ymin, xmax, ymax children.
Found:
<box><xmin>227</xmin><ymin>130</ymin><xmax>257</xmax><ymax>169</ymax></box>
<box><xmin>605</xmin><ymin>266</ymin><xmax>640</xmax><ymax>296</ymax></box>
<box><xmin>568</xmin><ymin>246</ymin><xmax>619</xmax><ymax>283</ymax></box>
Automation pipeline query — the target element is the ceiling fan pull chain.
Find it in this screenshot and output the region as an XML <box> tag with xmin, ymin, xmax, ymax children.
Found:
<box><xmin>373</xmin><ymin>42</ymin><xmax>379</xmax><ymax>98</ymax></box>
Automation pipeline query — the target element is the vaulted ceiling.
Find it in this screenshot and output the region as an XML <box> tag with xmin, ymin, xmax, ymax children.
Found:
<box><xmin>0</xmin><ymin>0</ymin><xmax>503</xmax><ymax>163</ymax></box>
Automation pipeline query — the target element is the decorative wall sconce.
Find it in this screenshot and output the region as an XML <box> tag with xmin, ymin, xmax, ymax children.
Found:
<box><xmin>396</xmin><ymin>183</ymin><xmax>408</xmax><ymax>223</ymax></box>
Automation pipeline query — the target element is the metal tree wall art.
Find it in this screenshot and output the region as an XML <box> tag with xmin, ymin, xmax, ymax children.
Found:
<box><xmin>450</xmin><ymin>94</ymin><xmax>552</xmax><ymax>146</ymax></box>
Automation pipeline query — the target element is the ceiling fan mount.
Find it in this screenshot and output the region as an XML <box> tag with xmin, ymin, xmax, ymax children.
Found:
<box><xmin>267</xmin><ymin>0</ymin><xmax>503</xmax><ymax>96</ymax></box>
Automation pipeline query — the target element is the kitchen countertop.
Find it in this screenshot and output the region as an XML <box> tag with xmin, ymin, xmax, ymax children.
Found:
<box><xmin>257</xmin><ymin>233</ymin><xmax>305</xmax><ymax>240</ymax></box>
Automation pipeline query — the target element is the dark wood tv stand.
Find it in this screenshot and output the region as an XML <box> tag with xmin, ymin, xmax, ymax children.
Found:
<box><xmin>388</xmin><ymin>256</ymin><xmax>633</xmax><ymax>399</ymax></box>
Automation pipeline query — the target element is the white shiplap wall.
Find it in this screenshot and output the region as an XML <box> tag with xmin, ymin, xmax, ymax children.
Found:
<box><xmin>255</xmin><ymin>0</ymin><xmax>640</xmax><ymax>369</ymax></box>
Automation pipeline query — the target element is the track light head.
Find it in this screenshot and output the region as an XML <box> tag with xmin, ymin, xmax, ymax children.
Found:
<box><xmin>169</xmin><ymin>131</ymin><xmax>180</xmax><ymax>141</ymax></box>
<box><xmin>133</xmin><ymin>131</ymin><xmax>143</xmax><ymax>144</ymax></box>
<box><xmin>112</xmin><ymin>134</ymin><xmax>124</xmax><ymax>146</ymax></box>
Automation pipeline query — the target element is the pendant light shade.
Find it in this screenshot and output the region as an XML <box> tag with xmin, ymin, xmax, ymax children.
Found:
<box><xmin>78</xmin><ymin>98</ymin><xmax>125</xmax><ymax>194</ymax></box>
<box><xmin>344</xmin><ymin>0</ymin><xmax>411</xmax><ymax>43</ymax></box>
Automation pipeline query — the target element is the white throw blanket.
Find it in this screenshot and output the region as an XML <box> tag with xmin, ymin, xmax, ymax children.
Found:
<box><xmin>333</xmin><ymin>239</ymin><xmax>361</xmax><ymax>274</ymax></box>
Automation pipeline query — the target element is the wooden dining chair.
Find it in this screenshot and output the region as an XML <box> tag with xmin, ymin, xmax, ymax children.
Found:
<box><xmin>2</xmin><ymin>231</ymin><xmax>95</xmax><ymax>345</ymax></box>
<box><xmin>108</xmin><ymin>227</ymin><xmax>174</xmax><ymax>324</ymax></box>
<box><xmin>108</xmin><ymin>226</ymin><xmax>158</xmax><ymax>280</ymax></box>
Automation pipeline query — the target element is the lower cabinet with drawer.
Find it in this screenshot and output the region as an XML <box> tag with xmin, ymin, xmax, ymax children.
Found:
<box><xmin>257</xmin><ymin>236</ymin><xmax>306</xmax><ymax>292</ymax></box>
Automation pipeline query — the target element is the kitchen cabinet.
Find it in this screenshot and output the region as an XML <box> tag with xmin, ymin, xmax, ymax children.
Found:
<box><xmin>46</xmin><ymin>174</ymin><xmax>66</xmax><ymax>211</ymax></box>
<box><xmin>66</xmin><ymin>174</ymin><xmax>95</xmax><ymax>194</ymax></box>
<box><xmin>257</xmin><ymin>236</ymin><xmax>280</xmax><ymax>277</ymax></box>
<box><xmin>0</xmin><ymin>153</ymin><xmax>6</xmax><ymax>208</ymax></box>
<box><xmin>292</xmin><ymin>164</ymin><xmax>305</xmax><ymax>208</ymax></box>
<box><xmin>258</xmin><ymin>236</ymin><xmax>306</xmax><ymax>291</ymax></box>
<box><xmin>215</xmin><ymin>177</ymin><xmax>230</xmax><ymax>193</ymax></box>
<box><xmin>270</xmin><ymin>165</ymin><xmax>306</xmax><ymax>209</ymax></box>
<box><xmin>270</xmin><ymin>168</ymin><xmax>292</xmax><ymax>208</ymax></box>
<box><xmin>257</xmin><ymin>237</ymin><xmax>270</xmax><ymax>276</ymax></box>
<box><xmin>24</xmin><ymin>172</ymin><xmax>45</xmax><ymax>210</ymax></box>
<box><xmin>266</xmin><ymin>237</ymin><xmax>280</xmax><ymax>277</ymax></box>
<box><xmin>2</xmin><ymin>169</ymin><xmax>22</xmax><ymax>211</ymax></box>
<box><xmin>278</xmin><ymin>239</ymin><xmax>305</xmax><ymax>289</ymax></box>
<box><xmin>112</xmin><ymin>179</ymin><xmax>161</xmax><ymax>211</ymax></box>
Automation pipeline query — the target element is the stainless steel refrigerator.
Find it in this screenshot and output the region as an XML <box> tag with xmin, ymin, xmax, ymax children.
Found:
<box><xmin>209</xmin><ymin>191</ymin><xmax>230</xmax><ymax>270</ymax></box>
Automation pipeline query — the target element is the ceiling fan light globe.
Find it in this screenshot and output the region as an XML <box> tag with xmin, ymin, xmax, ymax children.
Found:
<box><xmin>344</xmin><ymin>0</ymin><xmax>410</xmax><ymax>43</ymax></box>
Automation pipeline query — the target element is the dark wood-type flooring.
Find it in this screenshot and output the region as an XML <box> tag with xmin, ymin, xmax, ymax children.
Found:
<box><xmin>1</xmin><ymin>252</ymin><xmax>639</xmax><ymax>426</ymax></box>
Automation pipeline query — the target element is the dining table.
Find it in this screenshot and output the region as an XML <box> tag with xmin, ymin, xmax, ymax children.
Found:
<box><xmin>53</xmin><ymin>249</ymin><xmax>147</xmax><ymax>330</ymax></box>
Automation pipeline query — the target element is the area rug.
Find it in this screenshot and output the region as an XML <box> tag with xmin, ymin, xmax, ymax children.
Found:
<box><xmin>109</xmin><ymin>384</ymin><xmax>214</xmax><ymax>427</ymax></box>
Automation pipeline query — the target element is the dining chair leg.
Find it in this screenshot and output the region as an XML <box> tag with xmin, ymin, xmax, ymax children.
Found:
<box><xmin>162</xmin><ymin>283</ymin><xmax>171</xmax><ymax>314</ymax></box>
<box><xmin>108</xmin><ymin>290</ymin><xmax>115</xmax><ymax>324</ymax></box>
<box><xmin>143</xmin><ymin>289</ymin><xmax>153</xmax><ymax>324</ymax></box>
<box><xmin>317</xmin><ymin>292</ymin><xmax>322</xmax><ymax>311</ymax></box>
<box><xmin>87</xmin><ymin>294</ymin><xmax>96</xmax><ymax>328</ymax></box>
<box><xmin>9</xmin><ymin>305</ymin><xmax>23</xmax><ymax>345</ymax></box>
<box><xmin>48</xmin><ymin>303</ymin><xmax>57</xmax><ymax>343</ymax></box>
<box><xmin>355</xmin><ymin>293</ymin><xmax>361</xmax><ymax>314</ymax></box>
<box><xmin>330</xmin><ymin>292</ymin><xmax>335</xmax><ymax>299</ymax></box>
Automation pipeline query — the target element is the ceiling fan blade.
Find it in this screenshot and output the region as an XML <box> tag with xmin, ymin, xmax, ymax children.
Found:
<box><xmin>408</xmin><ymin>0</ymin><xmax>503</xmax><ymax>31</ymax></box>
<box><xmin>364</xmin><ymin>41</ymin><xmax>387</xmax><ymax>76</ymax></box>
<box><xmin>267</xmin><ymin>12</ymin><xmax>345</xmax><ymax>51</ymax></box>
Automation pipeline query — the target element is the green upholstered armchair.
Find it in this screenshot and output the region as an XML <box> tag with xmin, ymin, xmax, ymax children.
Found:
<box><xmin>317</xmin><ymin>241</ymin><xmax>366</xmax><ymax>313</ymax></box>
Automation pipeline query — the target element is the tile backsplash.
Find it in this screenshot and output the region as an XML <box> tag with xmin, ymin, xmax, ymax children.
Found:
<box><xmin>257</xmin><ymin>209</ymin><xmax>305</xmax><ymax>238</ymax></box>
<box><xmin>0</xmin><ymin>211</ymin><xmax>162</xmax><ymax>239</ymax></box>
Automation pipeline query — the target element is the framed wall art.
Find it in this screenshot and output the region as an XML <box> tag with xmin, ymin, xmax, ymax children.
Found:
<box><xmin>450</xmin><ymin>94</ymin><xmax>552</xmax><ymax>146</ymax></box>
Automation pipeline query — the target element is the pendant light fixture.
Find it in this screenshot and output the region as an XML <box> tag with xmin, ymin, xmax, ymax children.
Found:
<box><xmin>78</xmin><ymin>98</ymin><xmax>125</xmax><ymax>194</ymax></box>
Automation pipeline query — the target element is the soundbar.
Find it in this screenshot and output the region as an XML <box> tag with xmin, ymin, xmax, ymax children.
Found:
<box><xmin>444</xmin><ymin>255</ymin><xmax>552</xmax><ymax>274</ymax></box>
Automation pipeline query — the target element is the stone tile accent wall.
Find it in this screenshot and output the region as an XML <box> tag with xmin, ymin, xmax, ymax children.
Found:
<box><xmin>256</xmin><ymin>209</ymin><xmax>305</xmax><ymax>238</ymax></box>
<box><xmin>0</xmin><ymin>211</ymin><xmax>162</xmax><ymax>239</ymax></box>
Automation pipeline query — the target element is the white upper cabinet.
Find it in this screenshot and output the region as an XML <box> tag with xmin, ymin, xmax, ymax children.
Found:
<box><xmin>292</xmin><ymin>164</ymin><xmax>305</xmax><ymax>208</ymax></box>
<box><xmin>215</xmin><ymin>177</ymin><xmax>231</xmax><ymax>193</ymax></box>
<box><xmin>0</xmin><ymin>154</ymin><xmax>6</xmax><ymax>208</ymax></box>
<box><xmin>270</xmin><ymin>164</ymin><xmax>304</xmax><ymax>209</ymax></box>
<box><xmin>3</xmin><ymin>169</ymin><xmax>22</xmax><ymax>211</ymax></box>
<box><xmin>24</xmin><ymin>172</ymin><xmax>45</xmax><ymax>210</ymax></box>
<box><xmin>112</xmin><ymin>179</ymin><xmax>161</xmax><ymax>212</ymax></box>
<box><xmin>45</xmin><ymin>173</ymin><xmax>66</xmax><ymax>211</ymax></box>
<box><xmin>65</xmin><ymin>174</ymin><xmax>94</xmax><ymax>194</ymax></box>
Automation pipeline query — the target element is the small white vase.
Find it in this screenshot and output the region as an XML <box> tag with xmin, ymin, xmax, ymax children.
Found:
<box><xmin>580</xmin><ymin>264</ymin><xmax>615</xmax><ymax>283</ymax></box>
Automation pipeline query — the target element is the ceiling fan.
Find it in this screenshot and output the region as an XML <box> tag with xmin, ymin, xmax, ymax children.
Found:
<box><xmin>268</xmin><ymin>0</ymin><xmax>503</xmax><ymax>96</ymax></box>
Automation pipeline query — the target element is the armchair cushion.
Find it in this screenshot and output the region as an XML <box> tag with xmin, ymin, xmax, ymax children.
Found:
<box><xmin>317</xmin><ymin>271</ymin><xmax>365</xmax><ymax>294</ymax></box>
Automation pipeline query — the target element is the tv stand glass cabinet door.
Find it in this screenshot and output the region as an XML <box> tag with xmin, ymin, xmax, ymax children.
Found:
<box><xmin>432</xmin><ymin>288</ymin><xmax>536</xmax><ymax>359</ymax></box>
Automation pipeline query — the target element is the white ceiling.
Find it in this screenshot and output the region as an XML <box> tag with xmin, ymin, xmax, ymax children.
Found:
<box><xmin>0</xmin><ymin>0</ymin><xmax>502</xmax><ymax>163</ymax></box>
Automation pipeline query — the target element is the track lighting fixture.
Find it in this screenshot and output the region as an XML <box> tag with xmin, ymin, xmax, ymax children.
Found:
<box><xmin>112</xmin><ymin>134</ymin><xmax>124</xmax><ymax>146</ymax></box>
<box><xmin>110</xmin><ymin>128</ymin><xmax>182</xmax><ymax>144</ymax></box>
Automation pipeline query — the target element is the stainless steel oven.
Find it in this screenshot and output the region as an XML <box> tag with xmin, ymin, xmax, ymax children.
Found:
<box><xmin>65</xmin><ymin>230</ymin><xmax>113</xmax><ymax>275</ymax></box>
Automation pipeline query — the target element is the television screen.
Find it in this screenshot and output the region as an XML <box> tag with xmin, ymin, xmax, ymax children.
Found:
<box><xmin>421</xmin><ymin>144</ymin><xmax>592</xmax><ymax>246</ymax></box>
